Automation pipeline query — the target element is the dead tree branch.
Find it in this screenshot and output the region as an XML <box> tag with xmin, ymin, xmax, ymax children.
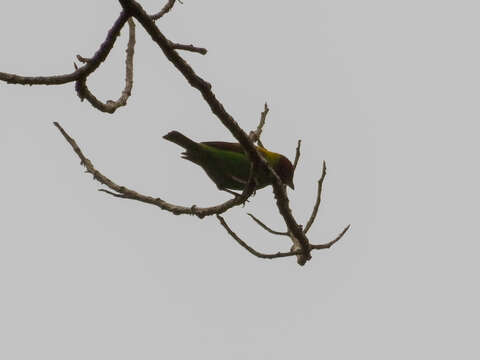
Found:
<box><xmin>0</xmin><ymin>11</ymin><xmax>129</xmax><ymax>85</ymax></box>
<box><xmin>218</xmin><ymin>215</ymin><xmax>349</xmax><ymax>260</ymax></box>
<box><xmin>53</xmin><ymin>122</ymin><xmax>256</xmax><ymax>218</ymax></box>
<box><xmin>75</xmin><ymin>18</ymin><xmax>136</xmax><ymax>113</ymax></box>
<box><xmin>217</xmin><ymin>215</ymin><xmax>302</xmax><ymax>259</ymax></box>
<box><xmin>0</xmin><ymin>3</ymin><xmax>205</xmax><ymax>110</ymax></box>
<box><xmin>245</xmin><ymin>159</ymin><xmax>350</xmax><ymax>264</ymax></box>
<box><xmin>293</xmin><ymin>140</ymin><xmax>301</xmax><ymax>172</ymax></box>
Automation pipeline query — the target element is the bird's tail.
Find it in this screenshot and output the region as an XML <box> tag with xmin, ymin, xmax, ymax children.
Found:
<box><xmin>163</xmin><ymin>131</ymin><xmax>200</xmax><ymax>152</ymax></box>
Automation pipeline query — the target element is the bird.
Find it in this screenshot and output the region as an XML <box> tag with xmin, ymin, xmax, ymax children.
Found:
<box><xmin>163</xmin><ymin>131</ymin><xmax>295</xmax><ymax>193</ymax></box>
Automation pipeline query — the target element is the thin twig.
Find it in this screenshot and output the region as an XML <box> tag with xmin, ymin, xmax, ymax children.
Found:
<box><xmin>247</xmin><ymin>213</ymin><xmax>288</xmax><ymax>236</ymax></box>
<box><xmin>151</xmin><ymin>0</ymin><xmax>177</xmax><ymax>20</ymax></box>
<box><xmin>218</xmin><ymin>215</ymin><xmax>348</xmax><ymax>260</ymax></box>
<box><xmin>217</xmin><ymin>215</ymin><xmax>301</xmax><ymax>259</ymax></box>
<box><xmin>293</xmin><ymin>139</ymin><xmax>301</xmax><ymax>172</ymax></box>
<box><xmin>304</xmin><ymin>161</ymin><xmax>327</xmax><ymax>234</ymax></box>
<box><xmin>75</xmin><ymin>18</ymin><xmax>136</xmax><ymax>113</ymax></box>
<box><xmin>310</xmin><ymin>224</ymin><xmax>351</xmax><ymax>249</ymax></box>
<box><xmin>0</xmin><ymin>11</ymin><xmax>129</xmax><ymax>85</ymax></box>
<box><xmin>154</xmin><ymin>2</ymin><xmax>208</xmax><ymax>56</ymax></box>
<box><xmin>53</xmin><ymin>122</ymin><xmax>256</xmax><ymax>219</ymax></box>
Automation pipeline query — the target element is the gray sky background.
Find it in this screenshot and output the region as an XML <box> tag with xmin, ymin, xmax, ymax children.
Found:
<box><xmin>1</xmin><ymin>1</ymin><xmax>478</xmax><ymax>359</ymax></box>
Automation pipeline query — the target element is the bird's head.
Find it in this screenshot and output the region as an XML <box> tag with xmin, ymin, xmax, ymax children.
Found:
<box><xmin>275</xmin><ymin>155</ymin><xmax>295</xmax><ymax>190</ymax></box>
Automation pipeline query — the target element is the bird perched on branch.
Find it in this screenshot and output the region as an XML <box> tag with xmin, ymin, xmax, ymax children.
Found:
<box><xmin>164</xmin><ymin>131</ymin><xmax>295</xmax><ymax>192</ymax></box>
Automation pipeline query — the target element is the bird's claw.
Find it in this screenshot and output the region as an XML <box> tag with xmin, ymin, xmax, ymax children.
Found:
<box><xmin>219</xmin><ymin>188</ymin><xmax>251</xmax><ymax>206</ymax></box>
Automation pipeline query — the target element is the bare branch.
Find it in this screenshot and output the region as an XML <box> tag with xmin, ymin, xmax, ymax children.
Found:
<box><xmin>151</xmin><ymin>0</ymin><xmax>177</xmax><ymax>21</ymax></box>
<box><xmin>249</xmin><ymin>102</ymin><xmax>269</xmax><ymax>146</ymax></box>
<box><xmin>304</xmin><ymin>160</ymin><xmax>327</xmax><ymax>234</ymax></box>
<box><xmin>218</xmin><ymin>215</ymin><xmax>348</xmax><ymax>260</ymax></box>
<box><xmin>53</xmin><ymin>122</ymin><xmax>256</xmax><ymax>219</ymax></box>
<box><xmin>117</xmin><ymin>0</ymin><xmax>313</xmax><ymax>264</ymax></box>
<box><xmin>247</xmin><ymin>213</ymin><xmax>288</xmax><ymax>236</ymax></box>
<box><xmin>310</xmin><ymin>224</ymin><xmax>351</xmax><ymax>249</ymax></box>
<box><xmin>155</xmin><ymin>0</ymin><xmax>209</xmax><ymax>56</ymax></box>
<box><xmin>169</xmin><ymin>41</ymin><xmax>208</xmax><ymax>55</ymax></box>
<box><xmin>0</xmin><ymin>11</ymin><xmax>129</xmax><ymax>85</ymax></box>
<box><xmin>293</xmin><ymin>139</ymin><xmax>301</xmax><ymax>172</ymax></box>
<box><xmin>217</xmin><ymin>215</ymin><xmax>301</xmax><ymax>259</ymax></box>
<box><xmin>75</xmin><ymin>18</ymin><xmax>136</xmax><ymax>113</ymax></box>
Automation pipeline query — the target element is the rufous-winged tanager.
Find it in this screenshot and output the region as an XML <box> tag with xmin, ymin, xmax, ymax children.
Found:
<box><xmin>164</xmin><ymin>131</ymin><xmax>295</xmax><ymax>191</ymax></box>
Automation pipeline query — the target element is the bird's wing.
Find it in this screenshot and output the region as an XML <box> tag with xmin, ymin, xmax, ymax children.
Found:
<box><xmin>201</xmin><ymin>141</ymin><xmax>245</xmax><ymax>154</ymax></box>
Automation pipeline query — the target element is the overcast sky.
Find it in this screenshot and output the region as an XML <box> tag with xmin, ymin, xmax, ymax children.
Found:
<box><xmin>1</xmin><ymin>1</ymin><xmax>479</xmax><ymax>359</ymax></box>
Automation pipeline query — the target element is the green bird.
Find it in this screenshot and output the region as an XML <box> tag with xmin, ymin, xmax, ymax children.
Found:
<box><xmin>164</xmin><ymin>131</ymin><xmax>295</xmax><ymax>192</ymax></box>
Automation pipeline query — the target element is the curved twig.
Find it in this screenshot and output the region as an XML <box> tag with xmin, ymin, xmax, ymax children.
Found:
<box><xmin>246</xmin><ymin>213</ymin><xmax>288</xmax><ymax>236</ymax></box>
<box><xmin>75</xmin><ymin>18</ymin><xmax>136</xmax><ymax>113</ymax></box>
<box><xmin>310</xmin><ymin>225</ymin><xmax>351</xmax><ymax>249</ymax></box>
<box><xmin>217</xmin><ymin>215</ymin><xmax>301</xmax><ymax>259</ymax></box>
<box><xmin>304</xmin><ymin>161</ymin><xmax>327</xmax><ymax>234</ymax></box>
<box><xmin>0</xmin><ymin>11</ymin><xmax>129</xmax><ymax>86</ymax></box>
<box><xmin>293</xmin><ymin>139</ymin><xmax>301</xmax><ymax>172</ymax></box>
<box><xmin>218</xmin><ymin>215</ymin><xmax>348</xmax><ymax>260</ymax></box>
<box><xmin>53</xmin><ymin>122</ymin><xmax>256</xmax><ymax>219</ymax></box>
<box><xmin>151</xmin><ymin>0</ymin><xmax>177</xmax><ymax>21</ymax></box>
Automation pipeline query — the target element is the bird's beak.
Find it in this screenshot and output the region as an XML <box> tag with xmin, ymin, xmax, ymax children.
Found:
<box><xmin>287</xmin><ymin>180</ymin><xmax>295</xmax><ymax>190</ymax></box>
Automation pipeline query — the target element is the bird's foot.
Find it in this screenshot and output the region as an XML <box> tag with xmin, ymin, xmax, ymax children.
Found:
<box><xmin>220</xmin><ymin>188</ymin><xmax>250</xmax><ymax>206</ymax></box>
